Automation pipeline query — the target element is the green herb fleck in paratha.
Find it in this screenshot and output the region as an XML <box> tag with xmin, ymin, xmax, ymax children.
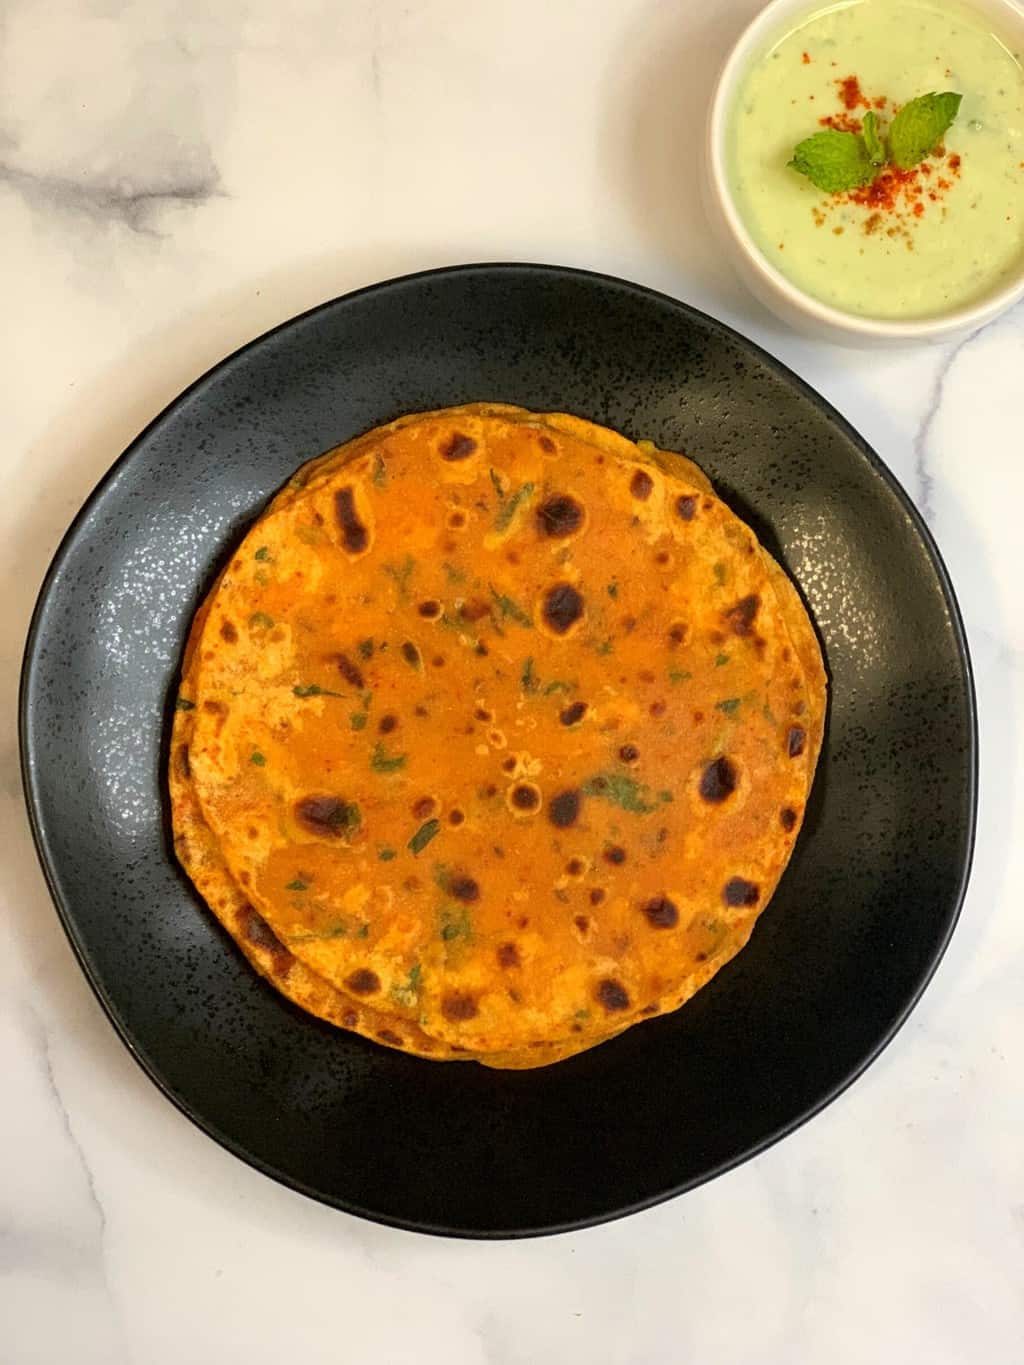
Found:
<box><xmin>378</xmin><ymin>847</ymin><xmax>397</xmax><ymax>861</ymax></box>
<box><xmin>250</xmin><ymin>751</ymin><xmax>266</xmax><ymax>766</ymax></box>
<box><xmin>285</xmin><ymin>878</ymin><xmax>309</xmax><ymax>892</ymax></box>
<box><xmin>715</xmin><ymin>697</ymin><xmax>741</xmax><ymax>715</ymax></box>
<box><xmin>494</xmin><ymin>480</ymin><xmax>535</xmax><ymax>532</ymax></box>
<box><xmin>248</xmin><ymin>612</ymin><xmax>274</xmax><ymax>630</ymax></box>
<box><xmin>292</xmin><ymin>683</ymin><xmax>343</xmax><ymax>698</ymax></box>
<box><xmin>391</xmin><ymin>961</ymin><xmax>422</xmax><ymax>1006</ymax></box>
<box><xmin>174</xmin><ymin>697</ymin><xmax>195</xmax><ymax>712</ymax></box>
<box><xmin>582</xmin><ymin>771</ymin><xmax>658</xmax><ymax>814</ymax></box>
<box><xmin>490</xmin><ymin>587</ymin><xmax>533</xmax><ymax>628</ymax></box>
<box><xmin>254</xmin><ymin>546</ymin><xmax>271</xmax><ymax>562</ymax></box>
<box><xmin>440</xmin><ymin>906</ymin><xmax>472</xmax><ymax>942</ymax></box>
<box><xmin>371</xmin><ymin>742</ymin><xmax>406</xmax><ymax>773</ymax></box>
<box><xmin>384</xmin><ymin>555</ymin><xmax>416</xmax><ymax>601</ymax></box>
<box><xmin>409</xmin><ymin>818</ymin><xmax>440</xmax><ymax>855</ymax></box>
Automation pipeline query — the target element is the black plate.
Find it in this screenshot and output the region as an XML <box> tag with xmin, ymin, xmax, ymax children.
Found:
<box><xmin>20</xmin><ymin>265</ymin><xmax>976</xmax><ymax>1237</ymax></box>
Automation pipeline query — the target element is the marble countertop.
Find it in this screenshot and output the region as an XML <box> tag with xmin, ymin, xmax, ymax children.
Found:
<box><xmin>2</xmin><ymin>1</ymin><xmax>1021</xmax><ymax>1360</ymax></box>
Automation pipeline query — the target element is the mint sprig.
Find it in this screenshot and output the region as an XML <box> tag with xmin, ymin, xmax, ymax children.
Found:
<box><xmin>788</xmin><ymin>91</ymin><xmax>961</xmax><ymax>193</ymax></box>
<box><xmin>889</xmin><ymin>91</ymin><xmax>962</xmax><ymax>169</ymax></box>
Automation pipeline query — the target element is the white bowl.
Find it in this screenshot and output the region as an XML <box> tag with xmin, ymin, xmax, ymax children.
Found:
<box><xmin>705</xmin><ymin>0</ymin><xmax>1024</xmax><ymax>345</ymax></box>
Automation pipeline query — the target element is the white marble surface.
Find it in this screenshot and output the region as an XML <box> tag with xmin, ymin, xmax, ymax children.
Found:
<box><xmin>2</xmin><ymin>1</ymin><xmax>1021</xmax><ymax>1360</ymax></box>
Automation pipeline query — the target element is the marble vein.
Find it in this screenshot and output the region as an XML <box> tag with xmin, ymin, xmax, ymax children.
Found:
<box><xmin>30</xmin><ymin>1002</ymin><xmax>107</xmax><ymax>1244</ymax></box>
<box><xmin>0</xmin><ymin>159</ymin><xmax>221</xmax><ymax>236</ymax></box>
<box><xmin>912</xmin><ymin>322</ymin><xmax>994</xmax><ymax>523</ymax></box>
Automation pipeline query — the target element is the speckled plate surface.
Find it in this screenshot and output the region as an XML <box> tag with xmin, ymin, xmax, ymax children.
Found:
<box><xmin>20</xmin><ymin>264</ymin><xmax>976</xmax><ymax>1237</ymax></box>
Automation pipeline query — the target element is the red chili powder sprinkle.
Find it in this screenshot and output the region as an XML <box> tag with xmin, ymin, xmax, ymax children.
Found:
<box><xmin>819</xmin><ymin>112</ymin><xmax>862</xmax><ymax>133</ymax></box>
<box><xmin>802</xmin><ymin>50</ymin><xmax>811</xmax><ymax>64</ymax></box>
<box><xmin>838</xmin><ymin>75</ymin><xmax>870</xmax><ymax>109</ymax></box>
<box><xmin>809</xmin><ymin>80</ymin><xmax>963</xmax><ymax>235</ymax></box>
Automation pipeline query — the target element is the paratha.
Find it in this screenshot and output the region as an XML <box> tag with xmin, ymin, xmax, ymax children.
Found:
<box><xmin>173</xmin><ymin>405</ymin><xmax>825</xmax><ymax>1062</ymax></box>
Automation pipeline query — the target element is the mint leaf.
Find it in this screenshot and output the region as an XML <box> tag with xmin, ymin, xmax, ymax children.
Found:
<box><xmin>889</xmin><ymin>91</ymin><xmax>961</xmax><ymax>169</ymax></box>
<box><xmin>862</xmin><ymin>109</ymin><xmax>885</xmax><ymax>165</ymax></box>
<box><xmin>789</xmin><ymin>129</ymin><xmax>876</xmax><ymax>193</ymax></box>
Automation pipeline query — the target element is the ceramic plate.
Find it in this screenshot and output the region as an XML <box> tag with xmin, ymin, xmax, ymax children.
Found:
<box><xmin>20</xmin><ymin>265</ymin><xmax>976</xmax><ymax>1236</ymax></box>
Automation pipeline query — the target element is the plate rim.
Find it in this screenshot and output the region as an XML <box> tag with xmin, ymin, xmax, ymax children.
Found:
<box><xmin>19</xmin><ymin>261</ymin><xmax>979</xmax><ymax>1237</ymax></box>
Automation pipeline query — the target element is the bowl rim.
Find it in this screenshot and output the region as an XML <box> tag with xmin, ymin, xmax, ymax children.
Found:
<box><xmin>707</xmin><ymin>0</ymin><xmax>1024</xmax><ymax>340</ymax></box>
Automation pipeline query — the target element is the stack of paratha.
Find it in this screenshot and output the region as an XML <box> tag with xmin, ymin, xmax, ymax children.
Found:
<box><xmin>170</xmin><ymin>405</ymin><xmax>826</xmax><ymax>1068</ymax></box>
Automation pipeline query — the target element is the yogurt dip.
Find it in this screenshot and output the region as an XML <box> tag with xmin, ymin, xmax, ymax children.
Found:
<box><xmin>727</xmin><ymin>0</ymin><xmax>1024</xmax><ymax>319</ymax></box>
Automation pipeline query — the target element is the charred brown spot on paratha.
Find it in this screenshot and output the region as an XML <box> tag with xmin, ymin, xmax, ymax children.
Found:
<box><xmin>642</xmin><ymin>895</ymin><xmax>679</xmax><ymax>929</ymax></box>
<box><xmin>699</xmin><ymin>756</ymin><xmax>737</xmax><ymax>803</ymax></box>
<box><xmin>668</xmin><ymin>622</ymin><xmax>688</xmax><ymax>646</ymax></box>
<box><xmin>537</xmin><ymin>495</ymin><xmax>584</xmax><ymax>538</ymax></box>
<box><xmin>378</xmin><ymin>714</ymin><xmax>398</xmax><ymax>734</ymax></box>
<box><xmin>450</xmin><ymin>875</ymin><xmax>479</xmax><ymax>903</ymax></box>
<box><xmin>412</xmin><ymin>796</ymin><xmax>437</xmax><ymax>819</ymax></box>
<box><xmin>548</xmin><ymin>789</ymin><xmax>581</xmax><ymax>828</ymax></box>
<box><xmin>723</xmin><ymin>877</ymin><xmax>759</xmax><ymax>908</ymax></box>
<box><xmin>542</xmin><ymin>583</ymin><xmax>585</xmax><ymax>635</ymax></box>
<box><xmin>725</xmin><ymin>594</ymin><xmax>760</xmax><ymax>637</ymax></box>
<box><xmin>618</xmin><ymin>744</ymin><xmax>639</xmax><ymax>764</ymax></box>
<box><xmin>341</xmin><ymin>1010</ymin><xmax>358</xmax><ymax>1028</ymax></box>
<box><xmin>497</xmin><ymin>942</ymin><xmax>520</xmax><ymax>968</ymax></box>
<box><xmin>460</xmin><ymin>598</ymin><xmax>491</xmax><ymax>623</ymax></box>
<box><xmin>377</xmin><ymin>1029</ymin><xmax>403</xmax><ymax>1046</ymax></box>
<box><xmin>295</xmin><ymin>795</ymin><xmax>360</xmax><ymax>838</ymax></box>
<box><xmin>345</xmin><ymin>968</ymin><xmax>381</xmax><ymax>995</ymax></box>
<box><xmin>780</xmin><ymin>807</ymin><xmax>798</xmax><ymax>831</ymax></box>
<box><xmin>448</xmin><ymin>808</ymin><xmax>465</xmax><ymax>826</ymax></box>
<box><xmin>589</xmin><ymin>888</ymin><xmax>606</xmax><ymax>906</ymax></box>
<box><xmin>788</xmin><ymin>726</ymin><xmax>807</xmax><ymax>757</ymax></box>
<box><xmin>630</xmin><ymin>469</ymin><xmax>654</xmax><ymax>501</ymax></box>
<box><xmin>203</xmin><ymin>699</ymin><xmax>225</xmax><ymax>716</ymax></box>
<box><xmin>675</xmin><ymin>494</ymin><xmax>697</xmax><ymax>521</ymax></box>
<box><xmin>176</xmin><ymin>744</ymin><xmax>190</xmax><ymax>779</ymax></box>
<box><xmin>335</xmin><ymin>652</ymin><xmax>364</xmax><ymax>688</ymax></box>
<box><xmin>335</xmin><ymin>487</ymin><xmax>369</xmax><ymax>554</ymax></box>
<box><xmin>440</xmin><ymin>433</ymin><xmax>477</xmax><ymax>461</ymax></box>
<box><xmin>640</xmin><ymin>1003</ymin><xmax>661</xmax><ymax>1016</ymax></box>
<box><xmin>560</xmin><ymin>700</ymin><xmax>587</xmax><ymax>726</ymax></box>
<box><xmin>509</xmin><ymin>783</ymin><xmax>541</xmax><ymax>813</ymax></box>
<box><xmin>238</xmin><ymin>905</ymin><xmax>293</xmax><ymax>976</ymax></box>
<box><xmin>442</xmin><ymin>990</ymin><xmax>479</xmax><ymax>1021</ymax></box>
<box><xmin>418</xmin><ymin>600</ymin><xmax>442</xmax><ymax>619</ymax></box>
<box><xmin>596</xmin><ymin>978</ymin><xmax>630</xmax><ymax>1012</ymax></box>
<box><xmin>219</xmin><ymin>620</ymin><xmax>238</xmax><ymax>643</ymax></box>
<box><xmin>538</xmin><ymin>435</ymin><xmax>556</xmax><ymax>453</ymax></box>
<box><xmin>604</xmin><ymin>845</ymin><xmax>626</xmax><ymax>865</ymax></box>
